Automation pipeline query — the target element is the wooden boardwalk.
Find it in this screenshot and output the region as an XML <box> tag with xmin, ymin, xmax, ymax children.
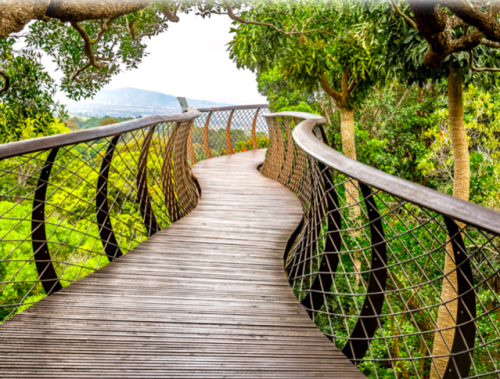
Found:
<box><xmin>0</xmin><ymin>150</ymin><xmax>363</xmax><ymax>378</ymax></box>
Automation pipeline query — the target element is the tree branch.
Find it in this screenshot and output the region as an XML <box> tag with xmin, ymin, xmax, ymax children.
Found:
<box><xmin>490</xmin><ymin>0</ymin><xmax>500</xmax><ymax>17</ymax></box>
<box><xmin>94</xmin><ymin>16</ymin><xmax>119</xmax><ymax>44</ymax></box>
<box><xmin>71</xmin><ymin>63</ymin><xmax>91</xmax><ymax>83</ymax></box>
<box><xmin>407</xmin><ymin>0</ymin><xmax>452</xmax><ymax>67</ymax></box>
<box><xmin>0</xmin><ymin>0</ymin><xmax>150</xmax><ymax>38</ymax></box>
<box><xmin>69</xmin><ymin>19</ymin><xmax>119</xmax><ymax>82</ymax></box>
<box><xmin>480</xmin><ymin>38</ymin><xmax>500</xmax><ymax>48</ymax></box>
<box><xmin>126</xmin><ymin>17</ymin><xmax>158</xmax><ymax>40</ymax></box>
<box><xmin>442</xmin><ymin>0</ymin><xmax>500</xmax><ymax>42</ymax></box>
<box><xmin>347</xmin><ymin>79</ymin><xmax>356</xmax><ymax>96</ymax></box>
<box><xmin>450</xmin><ymin>28</ymin><xmax>483</xmax><ymax>52</ymax></box>
<box><xmin>0</xmin><ymin>70</ymin><xmax>10</xmax><ymax>95</ymax></box>
<box><xmin>390</xmin><ymin>0</ymin><xmax>417</xmax><ymax>29</ymax></box>
<box><xmin>449</xmin><ymin>16</ymin><xmax>468</xmax><ymax>29</ymax></box>
<box><xmin>223</xmin><ymin>0</ymin><xmax>333</xmax><ymax>37</ymax></box>
<box><xmin>469</xmin><ymin>50</ymin><xmax>500</xmax><ymax>72</ymax></box>
<box><xmin>320</xmin><ymin>74</ymin><xmax>342</xmax><ymax>105</ymax></box>
<box><xmin>45</xmin><ymin>0</ymin><xmax>151</xmax><ymax>23</ymax></box>
<box><xmin>70</xmin><ymin>21</ymin><xmax>107</xmax><ymax>70</ymax></box>
<box><xmin>126</xmin><ymin>18</ymin><xmax>139</xmax><ymax>40</ymax></box>
<box><xmin>162</xmin><ymin>0</ymin><xmax>180</xmax><ymax>22</ymax></box>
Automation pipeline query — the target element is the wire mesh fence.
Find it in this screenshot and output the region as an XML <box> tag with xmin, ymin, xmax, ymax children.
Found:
<box><xmin>191</xmin><ymin>105</ymin><xmax>270</xmax><ymax>164</ymax></box>
<box><xmin>0</xmin><ymin>105</ymin><xmax>270</xmax><ymax>324</ymax></box>
<box><xmin>0</xmin><ymin>114</ymin><xmax>200</xmax><ymax>323</ymax></box>
<box><xmin>261</xmin><ymin>112</ymin><xmax>500</xmax><ymax>379</ymax></box>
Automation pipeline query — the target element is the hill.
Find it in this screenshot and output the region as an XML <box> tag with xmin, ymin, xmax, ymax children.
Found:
<box><xmin>62</xmin><ymin>88</ymin><xmax>233</xmax><ymax>118</ymax></box>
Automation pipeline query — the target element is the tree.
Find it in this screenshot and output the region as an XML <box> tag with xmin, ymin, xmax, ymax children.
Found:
<box><xmin>228</xmin><ymin>0</ymin><xmax>388</xmax><ymax>232</ymax></box>
<box><xmin>0</xmin><ymin>1</ymin><xmax>240</xmax><ymax>138</ymax></box>
<box><xmin>0</xmin><ymin>37</ymin><xmax>66</xmax><ymax>142</ymax></box>
<box><xmin>389</xmin><ymin>1</ymin><xmax>500</xmax><ymax>377</ymax></box>
<box><xmin>0</xmin><ymin>1</ymin><xmax>232</xmax><ymax>100</ymax></box>
<box><xmin>99</xmin><ymin>117</ymin><xmax>119</xmax><ymax>126</ymax></box>
<box><xmin>256</xmin><ymin>67</ymin><xmax>317</xmax><ymax>113</ymax></box>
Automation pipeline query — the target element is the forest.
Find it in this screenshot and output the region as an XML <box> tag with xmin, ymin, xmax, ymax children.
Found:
<box><xmin>1</xmin><ymin>1</ymin><xmax>500</xmax><ymax>378</ymax></box>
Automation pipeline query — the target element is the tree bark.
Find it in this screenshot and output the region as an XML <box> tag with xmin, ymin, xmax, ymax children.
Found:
<box><xmin>340</xmin><ymin>107</ymin><xmax>362</xmax><ymax>278</ymax></box>
<box><xmin>0</xmin><ymin>0</ymin><xmax>151</xmax><ymax>38</ymax></box>
<box><xmin>340</xmin><ymin>107</ymin><xmax>360</xmax><ymax>220</ymax></box>
<box><xmin>448</xmin><ymin>67</ymin><xmax>470</xmax><ymax>202</ymax></box>
<box><xmin>430</xmin><ymin>66</ymin><xmax>469</xmax><ymax>379</ymax></box>
<box><xmin>319</xmin><ymin>72</ymin><xmax>361</xmax><ymax>275</ymax></box>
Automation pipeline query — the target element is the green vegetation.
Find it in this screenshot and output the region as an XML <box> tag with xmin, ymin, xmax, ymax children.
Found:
<box><xmin>0</xmin><ymin>131</ymin><xmax>178</xmax><ymax>321</ymax></box>
<box><xmin>67</xmin><ymin>115</ymin><xmax>135</xmax><ymax>130</ymax></box>
<box><xmin>1</xmin><ymin>1</ymin><xmax>500</xmax><ymax>377</ymax></box>
<box><xmin>226</xmin><ymin>2</ymin><xmax>500</xmax><ymax>377</ymax></box>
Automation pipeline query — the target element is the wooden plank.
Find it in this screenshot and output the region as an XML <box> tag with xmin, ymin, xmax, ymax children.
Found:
<box><xmin>0</xmin><ymin>150</ymin><xmax>364</xmax><ymax>378</ymax></box>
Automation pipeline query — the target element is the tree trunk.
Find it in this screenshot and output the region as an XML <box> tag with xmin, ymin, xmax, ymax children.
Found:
<box><xmin>340</xmin><ymin>107</ymin><xmax>362</xmax><ymax>280</ymax></box>
<box><xmin>319</xmin><ymin>72</ymin><xmax>362</xmax><ymax>280</ymax></box>
<box><xmin>340</xmin><ymin>107</ymin><xmax>360</xmax><ymax>220</ymax></box>
<box><xmin>430</xmin><ymin>67</ymin><xmax>470</xmax><ymax>379</ymax></box>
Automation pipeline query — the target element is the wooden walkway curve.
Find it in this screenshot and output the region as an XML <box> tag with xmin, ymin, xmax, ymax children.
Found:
<box><xmin>0</xmin><ymin>150</ymin><xmax>363</xmax><ymax>378</ymax></box>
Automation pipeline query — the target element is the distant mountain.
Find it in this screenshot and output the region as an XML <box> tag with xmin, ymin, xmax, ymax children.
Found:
<box><xmin>63</xmin><ymin>88</ymin><xmax>233</xmax><ymax>118</ymax></box>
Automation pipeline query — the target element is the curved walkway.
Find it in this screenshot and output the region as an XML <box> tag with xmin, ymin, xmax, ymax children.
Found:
<box><xmin>0</xmin><ymin>150</ymin><xmax>363</xmax><ymax>378</ymax></box>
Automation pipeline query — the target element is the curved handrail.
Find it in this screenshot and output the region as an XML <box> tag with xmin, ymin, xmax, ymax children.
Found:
<box><xmin>198</xmin><ymin>103</ymin><xmax>268</xmax><ymax>112</ymax></box>
<box><xmin>0</xmin><ymin>108</ymin><xmax>201</xmax><ymax>322</ymax></box>
<box><xmin>261</xmin><ymin>110</ymin><xmax>500</xmax><ymax>379</ymax></box>
<box><xmin>294</xmin><ymin>118</ymin><xmax>500</xmax><ymax>236</ymax></box>
<box><xmin>0</xmin><ymin>103</ymin><xmax>271</xmax><ymax>324</ymax></box>
<box><xmin>0</xmin><ymin>108</ymin><xmax>201</xmax><ymax>160</ymax></box>
<box><xmin>263</xmin><ymin>111</ymin><xmax>326</xmax><ymax>122</ymax></box>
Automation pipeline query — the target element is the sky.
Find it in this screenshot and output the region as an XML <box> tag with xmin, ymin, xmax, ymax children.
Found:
<box><xmin>54</xmin><ymin>13</ymin><xmax>267</xmax><ymax>106</ymax></box>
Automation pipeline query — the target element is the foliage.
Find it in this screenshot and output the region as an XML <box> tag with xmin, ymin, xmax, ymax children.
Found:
<box><xmin>26</xmin><ymin>9</ymin><xmax>168</xmax><ymax>100</ymax></box>
<box><xmin>0</xmin><ymin>38</ymin><xmax>67</xmax><ymax>142</ymax></box>
<box><xmin>418</xmin><ymin>85</ymin><xmax>500</xmax><ymax>210</ymax></box>
<box><xmin>257</xmin><ymin>67</ymin><xmax>315</xmax><ymax>112</ymax></box>
<box><xmin>229</xmin><ymin>0</ymin><xmax>389</xmax><ymax>109</ymax></box>
<box><xmin>234</xmin><ymin>135</ymin><xmax>270</xmax><ymax>152</ymax></box>
<box><xmin>99</xmin><ymin>117</ymin><xmax>120</xmax><ymax>126</ymax></box>
<box><xmin>75</xmin><ymin>115</ymin><xmax>135</xmax><ymax>129</ymax></box>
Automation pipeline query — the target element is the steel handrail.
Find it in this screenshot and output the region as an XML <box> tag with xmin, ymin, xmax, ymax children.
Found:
<box><xmin>0</xmin><ymin>108</ymin><xmax>201</xmax><ymax>160</ymax></box>
<box><xmin>292</xmin><ymin>115</ymin><xmax>500</xmax><ymax>236</ymax></box>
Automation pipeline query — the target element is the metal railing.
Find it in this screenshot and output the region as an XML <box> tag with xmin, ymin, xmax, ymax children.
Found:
<box><xmin>261</xmin><ymin>112</ymin><xmax>500</xmax><ymax>379</ymax></box>
<box><xmin>191</xmin><ymin>104</ymin><xmax>270</xmax><ymax>163</ymax></box>
<box><xmin>0</xmin><ymin>104</ymin><xmax>269</xmax><ymax>323</ymax></box>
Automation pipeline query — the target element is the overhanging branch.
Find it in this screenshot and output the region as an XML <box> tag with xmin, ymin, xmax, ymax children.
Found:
<box><xmin>390</xmin><ymin>0</ymin><xmax>417</xmax><ymax>29</ymax></box>
<box><xmin>469</xmin><ymin>50</ymin><xmax>500</xmax><ymax>72</ymax></box>
<box><xmin>320</xmin><ymin>74</ymin><xmax>342</xmax><ymax>105</ymax></box>
<box><xmin>480</xmin><ymin>38</ymin><xmax>500</xmax><ymax>48</ymax></box>
<box><xmin>162</xmin><ymin>0</ymin><xmax>180</xmax><ymax>22</ymax></box>
<box><xmin>442</xmin><ymin>0</ymin><xmax>500</xmax><ymax>42</ymax></box>
<box><xmin>223</xmin><ymin>0</ymin><xmax>333</xmax><ymax>37</ymax></box>
<box><xmin>70</xmin><ymin>21</ymin><xmax>106</xmax><ymax>70</ymax></box>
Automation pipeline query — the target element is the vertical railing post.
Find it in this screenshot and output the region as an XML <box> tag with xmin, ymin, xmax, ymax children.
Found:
<box><xmin>203</xmin><ymin>112</ymin><xmax>213</xmax><ymax>159</ymax></box>
<box><xmin>187</xmin><ymin>127</ymin><xmax>197</xmax><ymax>165</ymax></box>
<box><xmin>301</xmin><ymin>161</ymin><xmax>341</xmax><ymax>315</ymax></box>
<box><xmin>137</xmin><ymin>126</ymin><xmax>160</xmax><ymax>236</ymax></box>
<box><xmin>162</xmin><ymin>122</ymin><xmax>182</xmax><ymax>222</ymax></box>
<box><xmin>226</xmin><ymin>110</ymin><xmax>234</xmax><ymax>155</ymax></box>
<box><xmin>442</xmin><ymin>217</ymin><xmax>476</xmax><ymax>379</ymax></box>
<box><xmin>251</xmin><ymin>108</ymin><xmax>260</xmax><ymax>150</ymax></box>
<box><xmin>342</xmin><ymin>183</ymin><xmax>387</xmax><ymax>364</ymax></box>
<box><xmin>96</xmin><ymin>135</ymin><xmax>123</xmax><ymax>261</ymax></box>
<box><xmin>32</xmin><ymin>148</ymin><xmax>63</xmax><ymax>295</ymax></box>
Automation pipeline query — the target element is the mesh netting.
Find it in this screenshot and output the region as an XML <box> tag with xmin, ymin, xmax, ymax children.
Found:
<box><xmin>0</xmin><ymin>119</ymin><xmax>199</xmax><ymax>322</ymax></box>
<box><xmin>261</xmin><ymin>114</ymin><xmax>500</xmax><ymax>379</ymax></box>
